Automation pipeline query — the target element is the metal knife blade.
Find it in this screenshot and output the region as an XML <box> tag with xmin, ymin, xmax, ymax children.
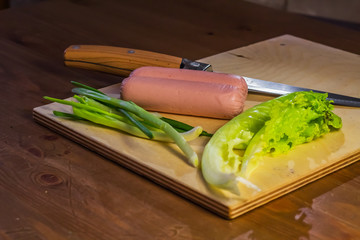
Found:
<box><xmin>64</xmin><ymin>45</ymin><xmax>360</xmax><ymax>107</ymax></box>
<box><xmin>243</xmin><ymin>77</ymin><xmax>360</xmax><ymax>107</ymax></box>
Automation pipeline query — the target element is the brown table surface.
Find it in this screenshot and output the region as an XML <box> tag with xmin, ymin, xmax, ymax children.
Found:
<box><xmin>1</xmin><ymin>0</ymin><xmax>360</xmax><ymax>239</ymax></box>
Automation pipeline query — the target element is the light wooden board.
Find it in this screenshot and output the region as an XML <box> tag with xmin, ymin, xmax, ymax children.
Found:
<box><xmin>33</xmin><ymin>35</ymin><xmax>360</xmax><ymax>219</ymax></box>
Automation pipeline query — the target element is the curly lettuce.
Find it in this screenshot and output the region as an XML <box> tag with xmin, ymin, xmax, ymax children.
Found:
<box><xmin>201</xmin><ymin>91</ymin><xmax>342</xmax><ymax>194</ymax></box>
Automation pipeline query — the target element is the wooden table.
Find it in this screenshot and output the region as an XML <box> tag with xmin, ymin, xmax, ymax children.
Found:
<box><xmin>1</xmin><ymin>0</ymin><xmax>359</xmax><ymax>239</ymax></box>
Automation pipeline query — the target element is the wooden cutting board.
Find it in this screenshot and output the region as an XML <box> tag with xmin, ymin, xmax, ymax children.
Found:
<box><xmin>33</xmin><ymin>35</ymin><xmax>360</xmax><ymax>219</ymax></box>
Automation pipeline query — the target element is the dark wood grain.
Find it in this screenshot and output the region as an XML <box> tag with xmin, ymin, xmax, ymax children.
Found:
<box><xmin>1</xmin><ymin>0</ymin><xmax>360</xmax><ymax>239</ymax></box>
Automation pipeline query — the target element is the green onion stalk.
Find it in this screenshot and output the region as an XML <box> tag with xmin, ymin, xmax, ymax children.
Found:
<box><xmin>43</xmin><ymin>82</ymin><xmax>209</xmax><ymax>167</ymax></box>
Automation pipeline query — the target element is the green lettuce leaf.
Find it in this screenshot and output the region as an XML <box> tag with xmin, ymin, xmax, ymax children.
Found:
<box><xmin>201</xmin><ymin>91</ymin><xmax>342</xmax><ymax>194</ymax></box>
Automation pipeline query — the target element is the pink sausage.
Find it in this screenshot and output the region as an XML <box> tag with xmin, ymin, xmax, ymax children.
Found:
<box><xmin>121</xmin><ymin>67</ymin><xmax>248</xmax><ymax>119</ymax></box>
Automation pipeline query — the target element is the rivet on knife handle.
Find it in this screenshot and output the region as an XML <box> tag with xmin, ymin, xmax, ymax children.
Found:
<box><xmin>64</xmin><ymin>45</ymin><xmax>183</xmax><ymax>76</ymax></box>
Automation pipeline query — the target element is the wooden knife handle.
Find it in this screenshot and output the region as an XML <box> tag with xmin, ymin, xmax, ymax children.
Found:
<box><xmin>64</xmin><ymin>45</ymin><xmax>183</xmax><ymax>76</ymax></box>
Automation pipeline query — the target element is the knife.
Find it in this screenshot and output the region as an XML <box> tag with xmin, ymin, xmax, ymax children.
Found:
<box><xmin>64</xmin><ymin>45</ymin><xmax>360</xmax><ymax>107</ymax></box>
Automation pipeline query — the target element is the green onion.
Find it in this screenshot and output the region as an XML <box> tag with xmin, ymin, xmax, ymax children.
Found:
<box><xmin>45</xmin><ymin>82</ymin><xmax>213</xmax><ymax>167</ymax></box>
<box><xmin>70</xmin><ymin>88</ymin><xmax>199</xmax><ymax>167</ymax></box>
